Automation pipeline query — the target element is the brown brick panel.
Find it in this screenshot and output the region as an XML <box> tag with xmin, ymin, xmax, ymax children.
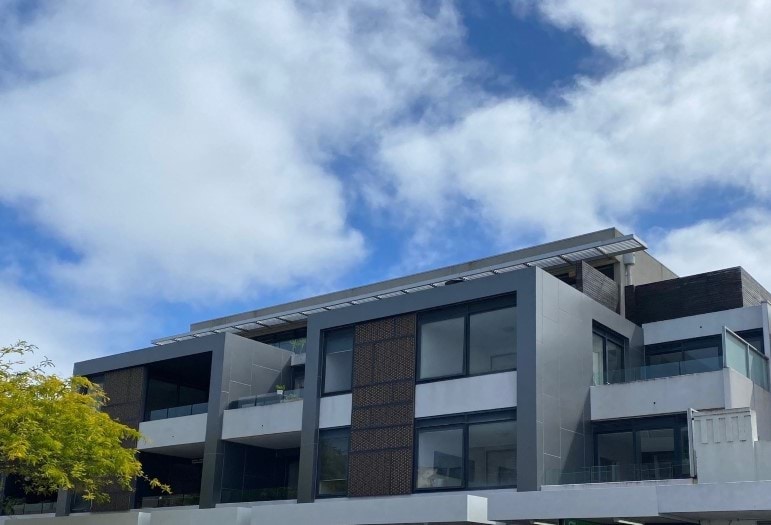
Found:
<box><xmin>92</xmin><ymin>366</ymin><xmax>146</xmax><ymax>512</ymax></box>
<box><xmin>348</xmin><ymin>314</ymin><xmax>417</xmax><ymax>497</ymax></box>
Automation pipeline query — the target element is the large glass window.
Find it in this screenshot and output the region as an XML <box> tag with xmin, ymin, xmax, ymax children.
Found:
<box><xmin>415</xmin><ymin>411</ymin><xmax>516</xmax><ymax>491</ymax></box>
<box><xmin>468</xmin><ymin>420</ymin><xmax>517</xmax><ymax>488</ymax></box>
<box><xmin>418</xmin><ymin>296</ymin><xmax>516</xmax><ymax>381</ymax></box>
<box><xmin>323</xmin><ymin>328</ymin><xmax>354</xmax><ymax>394</ymax></box>
<box><xmin>420</xmin><ymin>312</ymin><xmax>465</xmax><ymax>379</ymax></box>
<box><xmin>416</xmin><ymin>428</ymin><xmax>464</xmax><ymax>489</ymax></box>
<box><xmin>594</xmin><ymin>415</ymin><xmax>689</xmax><ymax>482</ymax></box>
<box><xmin>317</xmin><ymin>428</ymin><xmax>350</xmax><ymax>497</ymax></box>
<box><xmin>592</xmin><ymin>325</ymin><xmax>627</xmax><ymax>384</ymax></box>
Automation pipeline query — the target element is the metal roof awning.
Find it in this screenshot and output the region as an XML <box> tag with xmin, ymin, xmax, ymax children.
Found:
<box><xmin>152</xmin><ymin>234</ymin><xmax>646</xmax><ymax>345</ymax></box>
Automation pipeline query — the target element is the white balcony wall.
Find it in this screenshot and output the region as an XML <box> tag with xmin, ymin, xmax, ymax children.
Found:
<box><xmin>222</xmin><ymin>401</ymin><xmax>303</xmax><ymax>441</ymax></box>
<box><xmin>319</xmin><ymin>393</ymin><xmax>352</xmax><ymax>429</ymax></box>
<box><xmin>415</xmin><ymin>371</ymin><xmax>516</xmax><ymax>418</ymax></box>
<box><xmin>138</xmin><ymin>413</ymin><xmax>207</xmax><ymax>450</ymax></box>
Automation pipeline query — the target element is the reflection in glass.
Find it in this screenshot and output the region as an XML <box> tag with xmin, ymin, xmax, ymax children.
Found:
<box><xmin>468</xmin><ymin>421</ymin><xmax>516</xmax><ymax>487</ymax></box>
<box><xmin>469</xmin><ymin>307</ymin><xmax>517</xmax><ymax>374</ymax></box>
<box><xmin>416</xmin><ymin>428</ymin><xmax>464</xmax><ymax>489</ymax></box>
<box><xmin>419</xmin><ymin>316</ymin><xmax>465</xmax><ymax>379</ymax></box>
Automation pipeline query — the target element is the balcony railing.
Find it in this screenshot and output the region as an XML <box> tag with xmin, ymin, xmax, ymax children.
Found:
<box><xmin>219</xmin><ymin>486</ymin><xmax>297</xmax><ymax>503</ymax></box>
<box><xmin>141</xmin><ymin>493</ymin><xmax>200</xmax><ymax>508</ymax></box>
<box><xmin>600</xmin><ymin>356</ymin><xmax>722</xmax><ymax>385</ymax></box>
<box><xmin>227</xmin><ymin>389</ymin><xmax>303</xmax><ymax>410</ymax></box>
<box><xmin>544</xmin><ymin>461</ymin><xmax>691</xmax><ymax>485</ymax></box>
<box><xmin>2</xmin><ymin>501</ymin><xmax>56</xmax><ymax>515</ymax></box>
<box><xmin>146</xmin><ymin>402</ymin><xmax>208</xmax><ymax>421</ymax></box>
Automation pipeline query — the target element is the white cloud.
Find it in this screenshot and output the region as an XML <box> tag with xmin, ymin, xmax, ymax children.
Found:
<box><xmin>0</xmin><ymin>276</ymin><xmax>143</xmax><ymax>375</ymax></box>
<box><xmin>0</xmin><ymin>1</ymin><xmax>467</xmax><ymax>303</ymax></box>
<box><xmin>652</xmin><ymin>209</ymin><xmax>771</xmax><ymax>289</ymax></box>
<box><xmin>375</xmin><ymin>0</ymin><xmax>771</xmax><ymax>255</ymax></box>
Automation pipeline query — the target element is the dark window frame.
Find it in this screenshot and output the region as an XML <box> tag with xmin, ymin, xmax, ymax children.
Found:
<box><xmin>416</xmin><ymin>294</ymin><xmax>517</xmax><ymax>383</ymax></box>
<box><xmin>320</xmin><ymin>326</ymin><xmax>355</xmax><ymax>397</ymax></box>
<box><xmin>413</xmin><ymin>409</ymin><xmax>517</xmax><ymax>493</ymax></box>
<box><xmin>316</xmin><ymin>426</ymin><xmax>351</xmax><ymax>498</ymax></box>
<box><xmin>592</xmin><ymin>323</ymin><xmax>627</xmax><ymax>385</ymax></box>
<box><xmin>593</xmin><ymin>414</ymin><xmax>690</xmax><ymax>480</ymax></box>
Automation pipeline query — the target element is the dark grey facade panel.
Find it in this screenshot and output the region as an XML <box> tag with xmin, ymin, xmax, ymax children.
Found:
<box><xmin>73</xmin><ymin>333</ymin><xmax>228</xmax><ymax>377</ymax></box>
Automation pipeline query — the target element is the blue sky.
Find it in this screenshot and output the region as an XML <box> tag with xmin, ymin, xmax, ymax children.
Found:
<box><xmin>1</xmin><ymin>1</ymin><xmax>771</xmax><ymax>374</ymax></box>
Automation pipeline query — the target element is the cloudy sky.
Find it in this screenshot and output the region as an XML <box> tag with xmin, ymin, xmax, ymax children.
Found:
<box><xmin>1</xmin><ymin>0</ymin><xmax>770</xmax><ymax>374</ymax></box>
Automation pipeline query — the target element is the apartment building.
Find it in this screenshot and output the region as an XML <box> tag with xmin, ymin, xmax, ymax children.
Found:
<box><xmin>4</xmin><ymin>228</ymin><xmax>771</xmax><ymax>525</ymax></box>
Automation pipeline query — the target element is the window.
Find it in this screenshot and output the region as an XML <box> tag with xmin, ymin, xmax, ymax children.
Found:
<box><xmin>317</xmin><ymin>428</ymin><xmax>350</xmax><ymax>497</ymax></box>
<box><xmin>418</xmin><ymin>296</ymin><xmax>516</xmax><ymax>381</ymax></box>
<box><xmin>594</xmin><ymin>415</ymin><xmax>689</xmax><ymax>482</ymax></box>
<box><xmin>415</xmin><ymin>411</ymin><xmax>516</xmax><ymax>491</ymax></box>
<box><xmin>254</xmin><ymin>328</ymin><xmax>307</xmax><ymax>354</ymax></box>
<box><xmin>644</xmin><ymin>336</ymin><xmax>722</xmax><ymax>379</ymax></box>
<box><xmin>592</xmin><ymin>325</ymin><xmax>626</xmax><ymax>385</ymax></box>
<box><xmin>322</xmin><ymin>328</ymin><xmax>354</xmax><ymax>394</ymax></box>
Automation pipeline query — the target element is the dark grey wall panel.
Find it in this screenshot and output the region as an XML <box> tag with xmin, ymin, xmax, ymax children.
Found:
<box><xmin>200</xmin><ymin>335</ymin><xmax>291</xmax><ymax>508</ymax></box>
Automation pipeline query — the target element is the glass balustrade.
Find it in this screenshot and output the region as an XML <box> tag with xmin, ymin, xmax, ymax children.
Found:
<box><xmin>227</xmin><ymin>389</ymin><xmax>303</xmax><ymax>410</ymax></box>
<box><xmin>146</xmin><ymin>402</ymin><xmax>208</xmax><ymax>421</ymax></box>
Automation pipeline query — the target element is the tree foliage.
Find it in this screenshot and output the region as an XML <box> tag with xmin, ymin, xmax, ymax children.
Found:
<box><xmin>0</xmin><ymin>341</ymin><xmax>169</xmax><ymax>503</ymax></box>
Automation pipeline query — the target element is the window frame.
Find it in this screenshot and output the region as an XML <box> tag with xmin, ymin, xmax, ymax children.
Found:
<box><xmin>416</xmin><ymin>295</ymin><xmax>517</xmax><ymax>383</ymax></box>
<box><xmin>592</xmin><ymin>324</ymin><xmax>627</xmax><ymax>385</ymax></box>
<box><xmin>413</xmin><ymin>409</ymin><xmax>517</xmax><ymax>492</ymax></box>
<box><xmin>320</xmin><ymin>326</ymin><xmax>355</xmax><ymax>397</ymax></box>
<box><xmin>592</xmin><ymin>414</ymin><xmax>690</xmax><ymax>480</ymax></box>
<box><xmin>316</xmin><ymin>426</ymin><xmax>351</xmax><ymax>498</ymax></box>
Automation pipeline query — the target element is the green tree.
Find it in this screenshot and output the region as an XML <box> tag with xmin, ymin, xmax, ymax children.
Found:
<box><xmin>0</xmin><ymin>341</ymin><xmax>169</xmax><ymax>508</ymax></box>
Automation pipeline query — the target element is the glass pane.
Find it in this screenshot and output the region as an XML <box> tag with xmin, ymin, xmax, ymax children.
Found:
<box><xmin>324</xmin><ymin>351</ymin><xmax>352</xmax><ymax>393</ymax></box>
<box><xmin>145</xmin><ymin>378</ymin><xmax>179</xmax><ymax>412</ymax></box>
<box><xmin>419</xmin><ymin>316</ymin><xmax>465</xmax><ymax>379</ymax></box>
<box><xmin>468</xmin><ymin>420</ymin><xmax>516</xmax><ymax>487</ymax></box>
<box><xmin>725</xmin><ymin>331</ymin><xmax>749</xmax><ymax>377</ymax></box>
<box><xmin>637</xmin><ymin>428</ymin><xmax>674</xmax><ymax>480</ymax></box>
<box><xmin>646</xmin><ymin>351</ymin><xmax>682</xmax><ymax>379</ymax></box>
<box><xmin>318</xmin><ymin>431</ymin><xmax>349</xmax><ymax>496</ymax></box>
<box><xmin>416</xmin><ymin>428</ymin><xmax>464</xmax><ymax>489</ymax></box>
<box><xmin>749</xmin><ymin>350</ymin><xmax>769</xmax><ymax>390</ymax></box>
<box><xmin>596</xmin><ymin>432</ymin><xmax>634</xmax><ymax>481</ymax></box>
<box><xmin>680</xmin><ymin>425</ymin><xmax>691</xmax><ymax>476</ymax></box>
<box><xmin>606</xmin><ymin>339</ymin><xmax>624</xmax><ymax>384</ymax></box>
<box><xmin>592</xmin><ymin>333</ymin><xmax>604</xmax><ymax>385</ymax></box>
<box><xmin>469</xmin><ymin>307</ymin><xmax>517</xmax><ymax>374</ymax></box>
<box><xmin>682</xmin><ymin>345</ymin><xmax>721</xmax><ymax>375</ymax></box>
<box><xmin>323</xmin><ymin>328</ymin><xmax>354</xmax><ymax>393</ymax></box>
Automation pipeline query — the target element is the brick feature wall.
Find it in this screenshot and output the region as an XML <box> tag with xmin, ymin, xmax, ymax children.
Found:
<box><xmin>92</xmin><ymin>366</ymin><xmax>147</xmax><ymax>512</ymax></box>
<box><xmin>348</xmin><ymin>314</ymin><xmax>417</xmax><ymax>497</ymax></box>
<box><xmin>575</xmin><ymin>261</ymin><xmax>619</xmax><ymax>312</ymax></box>
<box><xmin>625</xmin><ymin>267</ymin><xmax>771</xmax><ymax>325</ymax></box>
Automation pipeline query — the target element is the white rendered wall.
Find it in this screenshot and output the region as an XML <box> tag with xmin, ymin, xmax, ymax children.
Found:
<box><xmin>643</xmin><ymin>306</ymin><xmax>763</xmax><ymax>345</ymax></box>
<box><xmin>415</xmin><ymin>371</ymin><xmax>516</xmax><ymax>418</ymax></box>
<box><xmin>590</xmin><ymin>370</ymin><xmax>727</xmax><ymax>420</ymax></box>
<box><xmin>138</xmin><ymin>414</ymin><xmax>207</xmax><ymax>450</ymax></box>
<box><xmin>221</xmin><ymin>401</ymin><xmax>303</xmax><ymax>440</ymax></box>
<box><xmin>318</xmin><ymin>393</ymin><xmax>352</xmax><ymax>428</ymax></box>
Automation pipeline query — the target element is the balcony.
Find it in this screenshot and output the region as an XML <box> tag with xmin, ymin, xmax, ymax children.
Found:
<box><xmin>545</xmin><ymin>461</ymin><xmax>691</xmax><ymax>485</ymax></box>
<box><xmin>603</xmin><ymin>357</ymin><xmax>722</xmax><ymax>384</ymax></box>
<box><xmin>2</xmin><ymin>501</ymin><xmax>56</xmax><ymax>516</ymax></box>
<box><xmin>146</xmin><ymin>402</ymin><xmax>208</xmax><ymax>421</ymax></box>
<box><xmin>220</xmin><ymin>486</ymin><xmax>297</xmax><ymax>504</ymax></box>
<box><xmin>140</xmin><ymin>493</ymin><xmax>200</xmax><ymax>508</ymax></box>
<box><xmin>222</xmin><ymin>389</ymin><xmax>304</xmax><ymax>447</ymax></box>
<box><xmin>138</xmin><ymin>412</ymin><xmax>207</xmax><ymax>454</ymax></box>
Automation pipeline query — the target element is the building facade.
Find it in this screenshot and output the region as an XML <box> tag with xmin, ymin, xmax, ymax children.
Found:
<box><xmin>4</xmin><ymin>228</ymin><xmax>771</xmax><ymax>525</ymax></box>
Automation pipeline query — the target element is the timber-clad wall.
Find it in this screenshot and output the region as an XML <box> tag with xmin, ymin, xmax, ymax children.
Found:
<box><xmin>576</xmin><ymin>261</ymin><xmax>619</xmax><ymax>312</ymax></box>
<box><xmin>625</xmin><ymin>267</ymin><xmax>771</xmax><ymax>325</ymax></box>
<box><xmin>348</xmin><ymin>314</ymin><xmax>416</xmax><ymax>497</ymax></box>
<box><xmin>92</xmin><ymin>366</ymin><xmax>146</xmax><ymax>512</ymax></box>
